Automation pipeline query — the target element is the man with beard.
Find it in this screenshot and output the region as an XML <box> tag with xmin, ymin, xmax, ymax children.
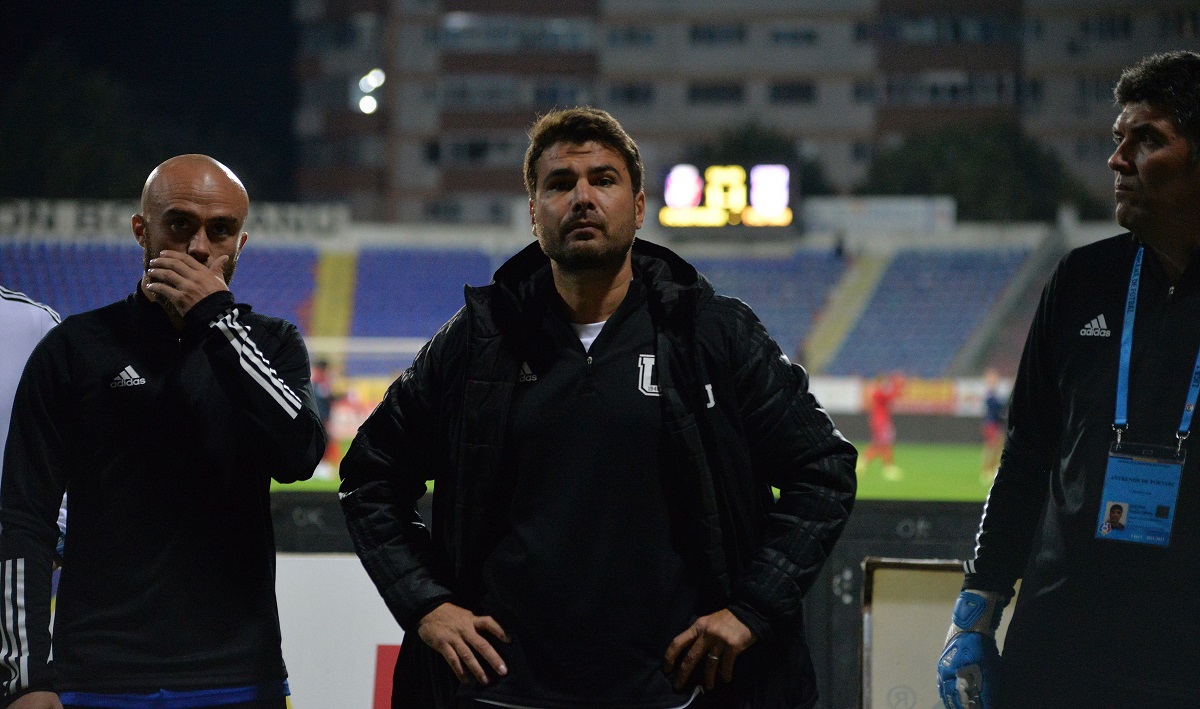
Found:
<box><xmin>0</xmin><ymin>155</ymin><xmax>326</xmax><ymax>709</ymax></box>
<box><xmin>340</xmin><ymin>108</ymin><xmax>857</xmax><ymax>709</ymax></box>
<box><xmin>938</xmin><ymin>51</ymin><xmax>1200</xmax><ymax>707</ymax></box>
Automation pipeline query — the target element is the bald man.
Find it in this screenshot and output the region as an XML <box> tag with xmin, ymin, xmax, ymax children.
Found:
<box><xmin>0</xmin><ymin>155</ymin><xmax>327</xmax><ymax>709</ymax></box>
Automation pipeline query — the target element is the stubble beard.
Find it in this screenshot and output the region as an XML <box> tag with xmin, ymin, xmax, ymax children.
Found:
<box><xmin>538</xmin><ymin>223</ymin><xmax>634</xmax><ymax>275</ymax></box>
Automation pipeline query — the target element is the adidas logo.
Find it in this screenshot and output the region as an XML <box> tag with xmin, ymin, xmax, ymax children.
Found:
<box><xmin>110</xmin><ymin>365</ymin><xmax>147</xmax><ymax>388</ymax></box>
<box><xmin>518</xmin><ymin>361</ymin><xmax>537</xmax><ymax>383</ymax></box>
<box><xmin>1079</xmin><ymin>314</ymin><xmax>1112</xmax><ymax>337</ymax></box>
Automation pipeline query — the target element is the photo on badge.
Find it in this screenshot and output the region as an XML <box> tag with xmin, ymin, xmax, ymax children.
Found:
<box><xmin>1099</xmin><ymin>501</ymin><xmax>1127</xmax><ymax>535</ymax></box>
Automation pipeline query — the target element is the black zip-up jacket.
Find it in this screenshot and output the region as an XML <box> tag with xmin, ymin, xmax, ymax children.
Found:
<box><xmin>965</xmin><ymin>233</ymin><xmax>1200</xmax><ymax>698</ymax></box>
<box><xmin>0</xmin><ymin>289</ymin><xmax>326</xmax><ymax>704</ymax></box>
<box><xmin>340</xmin><ymin>239</ymin><xmax>857</xmax><ymax>708</ymax></box>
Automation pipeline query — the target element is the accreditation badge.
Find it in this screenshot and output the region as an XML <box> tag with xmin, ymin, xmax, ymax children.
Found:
<box><xmin>1096</xmin><ymin>442</ymin><xmax>1183</xmax><ymax>547</ymax></box>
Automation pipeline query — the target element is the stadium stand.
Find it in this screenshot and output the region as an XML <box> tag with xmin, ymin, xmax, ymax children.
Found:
<box><xmin>350</xmin><ymin>247</ymin><xmax>494</xmax><ymax>338</ymax></box>
<box><xmin>346</xmin><ymin>247</ymin><xmax>494</xmax><ymax>375</ymax></box>
<box><xmin>0</xmin><ymin>241</ymin><xmax>319</xmax><ymax>334</ymax></box>
<box><xmin>689</xmin><ymin>251</ymin><xmax>847</xmax><ymax>362</ymax></box>
<box><xmin>0</xmin><ymin>241</ymin><xmax>140</xmax><ymax>317</ymax></box>
<box><xmin>826</xmin><ymin>248</ymin><xmax>1030</xmax><ymax>377</ymax></box>
<box><xmin>231</xmin><ymin>245</ymin><xmax>319</xmax><ymax>334</ymax></box>
<box><xmin>1</xmin><ymin>240</ymin><xmax>1032</xmax><ymax>380</ymax></box>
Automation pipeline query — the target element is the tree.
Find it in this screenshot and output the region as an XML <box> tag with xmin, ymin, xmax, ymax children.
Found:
<box><xmin>858</xmin><ymin>122</ymin><xmax>1107</xmax><ymax>221</ymax></box>
<box><xmin>0</xmin><ymin>42</ymin><xmax>151</xmax><ymax>199</ymax></box>
<box><xmin>688</xmin><ymin>122</ymin><xmax>834</xmax><ymax>198</ymax></box>
<box><xmin>0</xmin><ymin>0</ymin><xmax>299</xmax><ymax>202</ymax></box>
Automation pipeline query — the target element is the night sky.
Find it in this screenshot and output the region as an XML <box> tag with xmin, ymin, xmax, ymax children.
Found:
<box><xmin>0</xmin><ymin>1</ymin><xmax>298</xmax><ymax>200</ymax></box>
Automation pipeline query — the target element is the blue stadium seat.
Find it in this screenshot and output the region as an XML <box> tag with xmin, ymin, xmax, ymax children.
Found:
<box><xmin>826</xmin><ymin>249</ymin><xmax>1028</xmax><ymax>377</ymax></box>
<box><xmin>0</xmin><ymin>241</ymin><xmax>140</xmax><ymax>316</ymax></box>
<box><xmin>231</xmin><ymin>245</ymin><xmax>319</xmax><ymax>334</ymax></box>
<box><xmin>346</xmin><ymin>247</ymin><xmax>495</xmax><ymax>375</ymax></box>
<box><xmin>350</xmin><ymin>247</ymin><xmax>493</xmax><ymax>338</ymax></box>
<box><xmin>689</xmin><ymin>251</ymin><xmax>846</xmax><ymax>360</ymax></box>
<box><xmin>0</xmin><ymin>241</ymin><xmax>318</xmax><ymax>333</ymax></box>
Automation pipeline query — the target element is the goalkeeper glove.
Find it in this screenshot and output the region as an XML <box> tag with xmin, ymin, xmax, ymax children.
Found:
<box><xmin>937</xmin><ymin>589</ymin><xmax>1007</xmax><ymax>709</ymax></box>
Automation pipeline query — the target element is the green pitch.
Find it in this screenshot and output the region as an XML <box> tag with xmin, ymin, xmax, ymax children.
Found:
<box><xmin>274</xmin><ymin>442</ymin><xmax>993</xmax><ymax>503</ymax></box>
<box><xmin>853</xmin><ymin>442</ymin><xmax>992</xmax><ymax>502</ymax></box>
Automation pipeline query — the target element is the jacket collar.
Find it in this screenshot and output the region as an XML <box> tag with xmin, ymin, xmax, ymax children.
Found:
<box><xmin>129</xmin><ymin>285</ymin><xmax>180</xmax><ymax>340</ymax></box>
<box><xmin>487</xmin><ymin>239</ymin><xmax>712</xmax><ymax>321</ymax></box>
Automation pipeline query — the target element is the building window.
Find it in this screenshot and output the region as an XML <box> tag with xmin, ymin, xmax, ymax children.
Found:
<box><xmin>300</xmin><ymin>75</ymin><xmax>350</xmax><ymax>110</ymax></box>
<box><xmin>438</xmin><ymin>13</ymin><xmax>595</xmax><ymax>53</ymax></box>
<box><xmin>852</xmin><ymin>141</ymin><xmax>874</xmax><ymax>163</ymax></box>
<box><xmin>880</xmin><ymin>15</ymin><xmax>1019</xmax><ymax>44</ymax></box>
<box><xmin>608</xmin><ymin>26</ymin><xmax>655</xmax><ymax>46</ymax></box>
<box><xmin>301</xmin><ymin>14</ymin><xmax>381</xmax><ymax>53</ymax></box>
<box><xmin>1077</xmin><ymin>76</ymin><xmax>1113</xmax><ymax>103</ymax></box>
<box><xmin>424</xmin><ymin>200</ymin><xmax>462</xmax><ymax>222</ymax></box>
<box><xmin>1159</xmin><ymin>10</ymin><xmax>1200</xmax><ymax>38</ymax></box>
<box><xmin>771</xmin><ymin>25</ymin><xmax>819</xmax><ymax>45</ymax></box>
<box><xmin>1075</xmin><ymin>136</ymin><xmax>1114</xmax><ymax>160</ymax></box>
<box><xmin>438</xmin><ymin>136</ymin><xmax>525</xmax><ymax>167</ymax></box>
<box><xmin>853</xmin><ymin>81</ymin><xmax>877</xmax><ymax>104</ymax></box>
<box><xmin>687</xmin><ymin>82</ymin><xmax>744</xmax><ymax>104</ymax></box>
<box><xmin>690</xmin><ymin>23</ymin><xmax>746</xmax><ymax>45</ymax></box>
<box><xmin>885</xmin><ymin>72</ymin><xmax>1014</xmax><ymax>107</ymax></box>
<box><xmin>1024</xmin><ymin>17</ymin><xmax>1044</xmax><ymax>40</ymax></box>
<box><xmin>299</xmin><ymin>136</ymin><xmax>384</xmax><ymax>168</ymax></box>
<box><xmin>769</xmin><ymin>81</ymin><xmax>817</xmax><ymax>104</ymax></box>
<box><xmin>442</xmin><ymin>75</ymin><xmax>518</xmax><ymax>110</ymax></box>
<box><xmin>897</xmin><ymin>17</ymin><xmax>937</xmax><ymax>43</ymax></box>
<box><xmin>1018</xmin><ymin>79</ymin><xmax>1043</xmax><ymax>112</ymax></box>
<box><xmin>608</xmin><ymin>83</ymin><xmax>655</xmax><ymax>106</ymax></box>
<box><xmin>1080</xmin><ymin>13</ymin><xmax>1132</xmax><ymax>41</ymax></box>
<box><xmin>533</xmin><ymin>80</ymin><xmax>590</xmax><ymax>108</ymax></box>
<box><xmin>442</xmin><ymin>76</ymin><xmax>592</xmax><ymax>111</ymax></box>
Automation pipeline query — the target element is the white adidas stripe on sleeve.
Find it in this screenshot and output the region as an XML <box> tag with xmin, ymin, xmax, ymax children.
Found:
<box><xmin>0</xmin><ymin>287</ymin><xmax>61</xmax><ymax>324</ymax></box>
<box><xmin>212</xmin><ymin>309</ymin><xmax>302</xmax><ymax>419</ymax></box>
<box><xmin>0</xmin><ymin>558</ymin><xmax>29</xmax><ymax>693</ymax></box>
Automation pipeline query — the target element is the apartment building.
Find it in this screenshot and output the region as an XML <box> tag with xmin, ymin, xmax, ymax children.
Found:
<box><xmin>293</xmin><ymin>0</ymin><xmax>1199</xmax><ymax>223</ymax></box>
<box><xmin>1021</xmin><ymin>2</ymin><xmax>1200</xmax><ymax>200</ymax></box>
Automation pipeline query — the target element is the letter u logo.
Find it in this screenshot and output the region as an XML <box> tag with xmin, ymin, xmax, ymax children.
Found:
<box><xmin>638</xmin><ymin>354</ymin><xmax>659</xmax><ymax>396</ymax></box>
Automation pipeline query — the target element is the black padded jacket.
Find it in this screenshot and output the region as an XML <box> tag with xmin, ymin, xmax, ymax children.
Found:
<box><xmin>340</xmin><ymin>239</ymin><xmax>857</xmax><ymax>708</ymax></box>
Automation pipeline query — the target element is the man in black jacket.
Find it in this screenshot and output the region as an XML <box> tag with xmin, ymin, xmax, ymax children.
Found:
<box><xmin>938</xmin><ymin>51</ymin><xmax>1200</xmax><ymax>708</ymax></box>
<box><xmin>340</xmin><ymin>107</ymin><xmax>857</xmax><ymax>709</ymax></box>
<box><xmin>0</xmin><ymin>155</ymin><xmax>327</xmax><ymax>709</ymax></box>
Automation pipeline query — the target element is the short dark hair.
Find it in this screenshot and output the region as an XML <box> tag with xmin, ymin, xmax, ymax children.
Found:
<box><xmin>524</xmin><ymin>107</ymin><xmax>644</xmax><ymax>198</ymax></box>
<box><xmin>1114</xmin><ymin>51</ymin><xmax>1200</xmax><ymax>162</ymax></box>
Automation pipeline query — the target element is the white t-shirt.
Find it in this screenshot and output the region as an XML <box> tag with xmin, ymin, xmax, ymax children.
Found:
<box><xmin>570</xmin><ymin>320</ymin><xmax>606</xmax><ymax>352</ymax></box>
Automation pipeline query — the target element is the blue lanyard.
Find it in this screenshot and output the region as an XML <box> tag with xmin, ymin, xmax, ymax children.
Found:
<box><xmin>1115</xmin><ymin>245</ymin><xmax>1200</xmax><ymax>451</ymax></box>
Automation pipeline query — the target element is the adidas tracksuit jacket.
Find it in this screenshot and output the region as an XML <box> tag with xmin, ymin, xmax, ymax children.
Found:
<box><xmin>965</xmin><ymin>233</ymin><xmax>1200</xmax><ymax>703</ymax></box>
<box><xmin>0</xmin><ymin>288</ymin><xmax>326</xmax><ymax>704</ymax></box>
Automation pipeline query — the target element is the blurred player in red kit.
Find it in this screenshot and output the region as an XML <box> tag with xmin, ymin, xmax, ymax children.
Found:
<box><xmin>859</xmin><ymin>373</ymin><xmax>904</xmax><ymax>481</ymax></box>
